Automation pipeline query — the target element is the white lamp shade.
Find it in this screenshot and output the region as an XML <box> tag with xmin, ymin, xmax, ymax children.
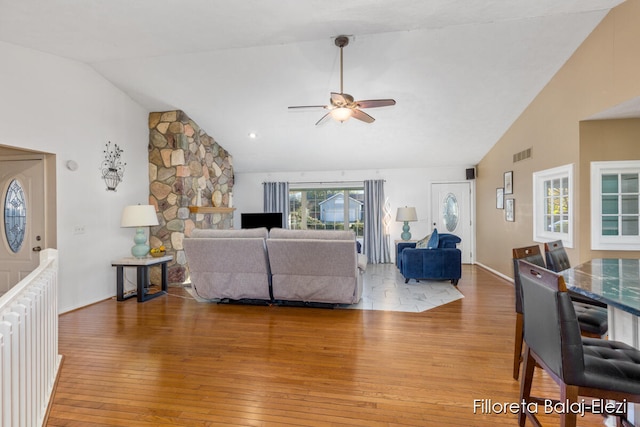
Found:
<box><xmin>120</xmin><ymin>205</ymin><xmax>159</xmax><ymax>228</ymax></box>
<box><xmin>396</xmin><ymin>207</ymin><xmax>417</xmax><ymax>222</ymax></box>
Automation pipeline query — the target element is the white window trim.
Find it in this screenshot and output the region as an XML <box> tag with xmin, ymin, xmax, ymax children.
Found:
<box><xmin>590</xmin><ymin>160</ymin><xmax>640</xmax><ymax>251</ymax></box>
<box><xmin>533</xmin><ymin>163</ymin><xmax>574</xmax><ymax>248</ymax></box>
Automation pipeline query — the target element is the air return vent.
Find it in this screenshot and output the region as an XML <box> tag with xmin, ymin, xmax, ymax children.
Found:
<box><xmin>513</xmin><ymin>147</ymin><xmax>532</xmax><ymax>163</ymax></box>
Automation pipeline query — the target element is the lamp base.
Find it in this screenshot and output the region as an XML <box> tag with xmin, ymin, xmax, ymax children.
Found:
<box><xmin>401</xmin><ymin>221</ymin><xmax>412</xmax><ymax>241</ymax></box>
<box><xmin>131</xmin><ymin>227</ymin><xmax>150</xmax><ymax>258</ymax></box>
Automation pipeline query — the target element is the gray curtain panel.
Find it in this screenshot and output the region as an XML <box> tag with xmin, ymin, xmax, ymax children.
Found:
<box><xmin>364</xmin><ymin>179</ymin><xmax>391</xmax><ymax>264</ymax></box>
<box><xmin>263</xmin><ymin>182</ymin><xmax>290</xmax><ymax>228</ymax></box>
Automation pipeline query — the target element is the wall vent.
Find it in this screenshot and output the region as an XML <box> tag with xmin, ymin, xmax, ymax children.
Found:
<box><xmin>513</xmin><ymin>147</ymin><xmax>532</xmax><ymax>163</ymax></box>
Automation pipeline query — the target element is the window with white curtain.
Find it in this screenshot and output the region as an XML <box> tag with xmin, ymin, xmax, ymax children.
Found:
<box><xmin>591</xmin><ymin>161</ymin><xmax>640</xmax><ymax>250</ymax></box>
<box><xmin>533</xmin><ymin>164</ymin><xmax>574</xmax><ymax>248</ymax></box>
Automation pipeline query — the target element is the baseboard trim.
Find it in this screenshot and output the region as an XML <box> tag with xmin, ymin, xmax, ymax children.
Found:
<box><xmin>474</xmin><ymin>261</ymin><xmax>513</xmax><ymax>284</ymax></box>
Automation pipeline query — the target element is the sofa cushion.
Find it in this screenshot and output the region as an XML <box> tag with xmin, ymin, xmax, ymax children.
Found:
<box><xmin>184</xmin><ymin>236</ymin><xmax>271</xmax><ymax>300</ymax></box>
<box><xmin>269</xmin><ymin>227</ymin><xmax>355</xmax><ymax>241</ymax></box>
<box><xmin>426</xmin><ymin>228</ymin><xmax>439</xmax><ymax>249</ymax></box>
<box><xmin>416</xmin><ymin>234</ymin><xmax>431</xmax><ymax>248</ymax></box>
<box><xmin>267</xmin><ymin>238</ymin><xmax>361</xmax><ymax>304</ymax></box>
<box><xmin>191</xmin><ymin>227</ymin><xmax>268</xmax><ymax>239</ymax></box>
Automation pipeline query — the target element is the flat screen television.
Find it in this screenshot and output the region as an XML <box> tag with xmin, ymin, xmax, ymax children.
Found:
<box><xmin>241</xmin><ymin>212</ymin><xmax>283</xmax><ymax>230</ymax></box>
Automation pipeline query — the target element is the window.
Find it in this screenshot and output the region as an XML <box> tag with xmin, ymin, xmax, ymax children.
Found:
<box><xmin>4</xmin><ymin>179</ymin><xmax>27</xmax><ymax>253</ymax></box>
<box><xmin>533</xmin><ymin>164</ymin><xmax>573</xmax><ymax>248</ymax></box>
<box><xmin>289</xmin><ymin>186</ymin><xmax>364</xmax><ymax>237</ymax></box>
<box><xmin>591</xmin><ymin>161</ymin><xmax>640</xmax><ymax>250</ymax></box>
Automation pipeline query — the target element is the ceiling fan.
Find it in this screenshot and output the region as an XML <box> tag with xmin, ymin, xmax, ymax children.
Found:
<box><xmin>288</xmin><ymin>35</ymin><xmax>396</xmax><ymax>125</ymax></box>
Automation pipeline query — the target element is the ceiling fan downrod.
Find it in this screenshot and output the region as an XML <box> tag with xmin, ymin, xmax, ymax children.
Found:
<box><xmin>335</xmin><ymin>35</ymin><xmax>349</xmax><ymax>94</ymax></box>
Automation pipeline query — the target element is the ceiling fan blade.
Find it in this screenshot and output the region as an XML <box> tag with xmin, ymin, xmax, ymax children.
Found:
<box><xmin>288</xmin><ymin>105</ymin><xmax>328</xmax><ymax>110</ymax></box>
<box><xmin>315</xmin><ymin>112</ymin><xmax>332</xmax><ymax>126</ymax></box>
<box><xmin>351</xmin><ymin>109</ymin><xmax>375</xmax><ymax>123</ymax></box>
<box><xmin>330</xmin><ymin>92</ymin><xmax>354</xmax><ymax>107</ymax></box>
<box><xmin>356</xmin><ymin>99</ymin><xmax>396</xmax><ymax>109</ymax></box>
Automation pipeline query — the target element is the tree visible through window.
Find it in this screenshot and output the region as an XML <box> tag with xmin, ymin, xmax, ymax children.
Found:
<box><xmin>533</xmin><ymin>164</ymin><xmax>573</xmax><ymax>247</ymax></box>
<box><xmin>289</xmin><ymin>187</ymin><xmax>364</xmax><ymax>237</ymax></box>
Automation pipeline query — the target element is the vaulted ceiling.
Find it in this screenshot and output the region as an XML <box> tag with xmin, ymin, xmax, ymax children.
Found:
<box><xmin>0</xmin><ymin>0</ymin><xmax>626</xmax><ymax>173</ymax></box>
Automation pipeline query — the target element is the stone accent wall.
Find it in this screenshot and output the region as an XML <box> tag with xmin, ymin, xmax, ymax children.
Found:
<box><xmin>148</xmin><ymin>110</ymin><xmax>234</xmax><ymax>283</ymax></box>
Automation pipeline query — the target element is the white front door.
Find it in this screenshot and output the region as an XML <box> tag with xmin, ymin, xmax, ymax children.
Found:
<box><xmin>431</xmin><ymin>181</ymin><xmax>473</xmax><ymax>264</ymax></box>
<box><xmin>0</xmin><ymin>159</ymin><xmax>45</xmax><ymax>294</ymax></box>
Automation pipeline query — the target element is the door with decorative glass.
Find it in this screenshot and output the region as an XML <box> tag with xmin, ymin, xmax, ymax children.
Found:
<box><xmin>0</xmin><ymin>159</ymin><xmax>45</xmax><ymax>294</ymax></box>
<box><xmin>430</xmin><ymin>182</ymin><xmax>472</xmax><ymax>263</ymax></box>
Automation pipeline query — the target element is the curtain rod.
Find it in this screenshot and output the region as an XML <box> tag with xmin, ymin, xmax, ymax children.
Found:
<box><xmin>263</xmin><ymin>180</ymin><xmax>385</xmax><ymax>185</ymax></box>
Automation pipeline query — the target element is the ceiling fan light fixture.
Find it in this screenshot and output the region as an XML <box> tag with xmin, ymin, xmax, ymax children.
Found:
<box><xmin>330</xmin><ymin>107</ymin><xmax>352</xmax><ymax>122</ymax></box>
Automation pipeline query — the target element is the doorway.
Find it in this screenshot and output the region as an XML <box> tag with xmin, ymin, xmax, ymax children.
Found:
<box><xmin>430</xmin><ymin>181</ymin><xmax>473</xmax><ymax>264</ymax></box>
<box><xmin>0</xmin><ymin>147</ymin><xmax>56</xmax><ymax>294</ymax></box>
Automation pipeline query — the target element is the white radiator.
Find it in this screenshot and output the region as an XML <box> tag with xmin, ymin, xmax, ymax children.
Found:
<box><xmin>0</xmin><ymin>249</ymin><xmax>61</xmax><ymax>427</ymax></box>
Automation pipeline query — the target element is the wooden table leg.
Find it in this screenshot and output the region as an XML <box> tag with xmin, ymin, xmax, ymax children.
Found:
<box><xmin>116</xmin><ymin>266</ymin><xmax>125</xmax><ymax>301</ymax></box>
<box><xmin>136</xmin><ymin>265</ymin><xmax>147</xmax><ymax>303</ymax></box>
<box><xmin>161</xmin><ymin>261</ymin><xmax>168</xmax><ymax>293</ymax></box>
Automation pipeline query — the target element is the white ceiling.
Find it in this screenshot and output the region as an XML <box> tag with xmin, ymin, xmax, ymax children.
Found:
<box><xmin>0</xmin><ymin>0</ymin><xmax>626</xmax><ymax>173</ymax></box>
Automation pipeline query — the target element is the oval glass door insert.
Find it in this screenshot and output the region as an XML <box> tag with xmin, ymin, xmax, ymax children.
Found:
<box><xmin>442</xmin><ymin>193</ymin><xmax>459</xmax><ymax>232</ymax></box>
<box><xmin>4</xmin><ymin>179</ymin><xmax>27</xmax><ymax>253</ymax></box>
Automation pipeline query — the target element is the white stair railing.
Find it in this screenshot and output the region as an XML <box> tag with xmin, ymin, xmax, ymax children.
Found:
<box><xmin>0</xmin><ymin>249</ymin><xmax>61</xmax><ymax>427</ymax></box>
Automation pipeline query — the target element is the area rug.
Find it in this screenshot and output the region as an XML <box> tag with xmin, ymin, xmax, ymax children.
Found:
<box><xmin>183</xmin><ymin>264</ymin><xmax>464</xmax><ymax>313</ymax></box>
<box><xmin>343</xmin><ymin>263</ymin><xmax>464</xmax><ymax>312</ymax></box>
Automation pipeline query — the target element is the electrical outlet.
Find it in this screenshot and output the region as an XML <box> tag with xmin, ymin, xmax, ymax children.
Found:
<box><xmin>72</xmin><ymin>225</ymin><xmax>85</xmax><ymax>235</ymax></box>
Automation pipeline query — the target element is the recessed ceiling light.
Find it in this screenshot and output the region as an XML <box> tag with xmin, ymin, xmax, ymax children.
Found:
<box><xmin>248</xmin><ymin>132</ymin><xmax>257</xmax><ymax>139</ymax></box>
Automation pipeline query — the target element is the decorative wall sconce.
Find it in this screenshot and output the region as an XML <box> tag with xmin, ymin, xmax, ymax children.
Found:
<box><xmin>101</xmin><ymin>141</ymin><xmax>126</xmax><ymax>191</ymax></box>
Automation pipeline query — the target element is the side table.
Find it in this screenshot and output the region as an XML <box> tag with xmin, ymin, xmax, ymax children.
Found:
<box><xmin>111</xmin><ymin>255</ymin><xmax>173</xmax><ymax>302</ymax></box>
<box><xmin>395</xmin><ymin>240</ymin><xmax>416</xmax><ymax>266</ymax></box>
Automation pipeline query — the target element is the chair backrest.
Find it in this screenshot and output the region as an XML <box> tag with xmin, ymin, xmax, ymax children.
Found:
<box><xmin>517</xmin><ymin>260</ymin><xmax>584</xmax><ymax>383</ymax></box>
<box><xmin>544</xmin><ymin>240</ymin><xmax>571</xmax><ymax>272</ymax></box>
<box><xmin>512</xmin><ymin>245</ymin><xmax>546</xmax><ymax>314</ymax></box>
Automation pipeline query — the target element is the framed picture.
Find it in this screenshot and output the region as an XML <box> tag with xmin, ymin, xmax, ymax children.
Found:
<box><xmin>504</xmin><ymin>171</ymin><xmax>513</xmax><ymax>195</ymax></box>
<box><xmin>505</xmin><ymin>198</ymin><xmax>515</xmax><ymax>222</ymax></box>
<box><xmin>496</xmin><ymin>188</ymin><xmax>504</xmax><ymax>209</ymax></box>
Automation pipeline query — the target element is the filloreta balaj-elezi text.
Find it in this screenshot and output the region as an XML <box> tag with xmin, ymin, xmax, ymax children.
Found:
<box><xmin>473</xmin><ymin>399</ymin><xmax>627</xmax><ymax>417</ymax></box>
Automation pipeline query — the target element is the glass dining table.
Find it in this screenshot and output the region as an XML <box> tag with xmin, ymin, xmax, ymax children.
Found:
<box><xmin>562</xmin><ymin>258</ymin><xmax>640</xmax><ymax>426</ymax></box>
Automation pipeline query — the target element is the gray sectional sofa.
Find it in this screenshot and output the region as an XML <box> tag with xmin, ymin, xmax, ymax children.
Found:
<box><xmin>183</xmin><ymin>227</ymin><xmax>367</xmax><ymax>305</ymax></box>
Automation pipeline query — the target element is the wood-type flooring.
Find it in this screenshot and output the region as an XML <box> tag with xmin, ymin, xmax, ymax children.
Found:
<box><xmin>47</xmin><ymin>264</ymin><xmax>611</xmax><ymax>426</ymax></box>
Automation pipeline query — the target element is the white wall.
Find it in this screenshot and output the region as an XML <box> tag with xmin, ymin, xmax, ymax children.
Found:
<box><xmin>0</xmin><ymin>42</ymin><xmax>149</xmax><ymax>313</ymax></box>
<box><xmin>233</xmin><ymin>166</ymin><xmax>470</xmax><ymax>257</ymax></box>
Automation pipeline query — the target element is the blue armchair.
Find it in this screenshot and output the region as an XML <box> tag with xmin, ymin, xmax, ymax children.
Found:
<box><xmin>397</xmin><ymin>233</ymin><xmax>462</xmax><ymax>285</ymax></box>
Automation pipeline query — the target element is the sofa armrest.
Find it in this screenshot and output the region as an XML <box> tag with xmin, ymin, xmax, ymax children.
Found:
<box><xmin>357</xmin><ymin>254</ymin><xmax>368</xmax><ymax>272</ymax></box>
<box><xmin>397</xmin><ymin>241</ymin><xmax>417</xmax><ymax>252</ymax></box>
<box><xmin>396</xmin><ymin>241</ymin><xmax>417</xmax><ymax>267</ymax></box>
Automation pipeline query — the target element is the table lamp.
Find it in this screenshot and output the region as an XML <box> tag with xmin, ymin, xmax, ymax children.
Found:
<box><xmin>120</xmin><ymin>205</ymin><xmax>159</xmax><ymax>258</ymax></box>
<box><xmin>396</xmin><ymin>207</ymin><xmax>417</xmax><ymax>241</ymax></box>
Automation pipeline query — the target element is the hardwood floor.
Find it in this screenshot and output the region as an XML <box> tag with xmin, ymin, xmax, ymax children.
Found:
<box><xmin>48</xmin><ymin>265</ymin><xmax>608</xmax><ymax>426</ymax></box>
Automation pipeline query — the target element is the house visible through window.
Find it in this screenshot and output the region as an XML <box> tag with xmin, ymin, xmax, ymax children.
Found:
<box><xmin>289</xmin><ymin>186</ymin><xmax>364</xmax><ymax>237</ymax></box>
<box><xmin>591</xmin><ymin>161</ymin><xmax>640</xmax><ymax>250</ymax></box>
<box><xmin>533</xmin><ymin>164</ymin><xmax>573</xmax><ymax>247</ymax></box>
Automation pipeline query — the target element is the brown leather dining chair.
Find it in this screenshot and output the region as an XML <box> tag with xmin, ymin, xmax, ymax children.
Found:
<box><xmin>544</xmin><ymin>240</ymin><xmax>608</xmax><ymax>310</ymax></box>
<box><xmin>543</xmin><ymin>239</ymin><xmax>572</xmax><ymax>272</ymax></box>
<box><xmin>511</xmin><ymin>245</ymin><xmax>608</xmax><ymax>381</ymax></box>
<box><xmin>517</xmin><ymin>260</ymin><xmax>640</xmax><ymax>427</ymax></box>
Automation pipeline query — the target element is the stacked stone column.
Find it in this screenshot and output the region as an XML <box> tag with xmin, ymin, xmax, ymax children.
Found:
<box><xmin>148</xmin><ymin>110</ymin><xmax>234</xmax><ymax>284</ymax></box>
